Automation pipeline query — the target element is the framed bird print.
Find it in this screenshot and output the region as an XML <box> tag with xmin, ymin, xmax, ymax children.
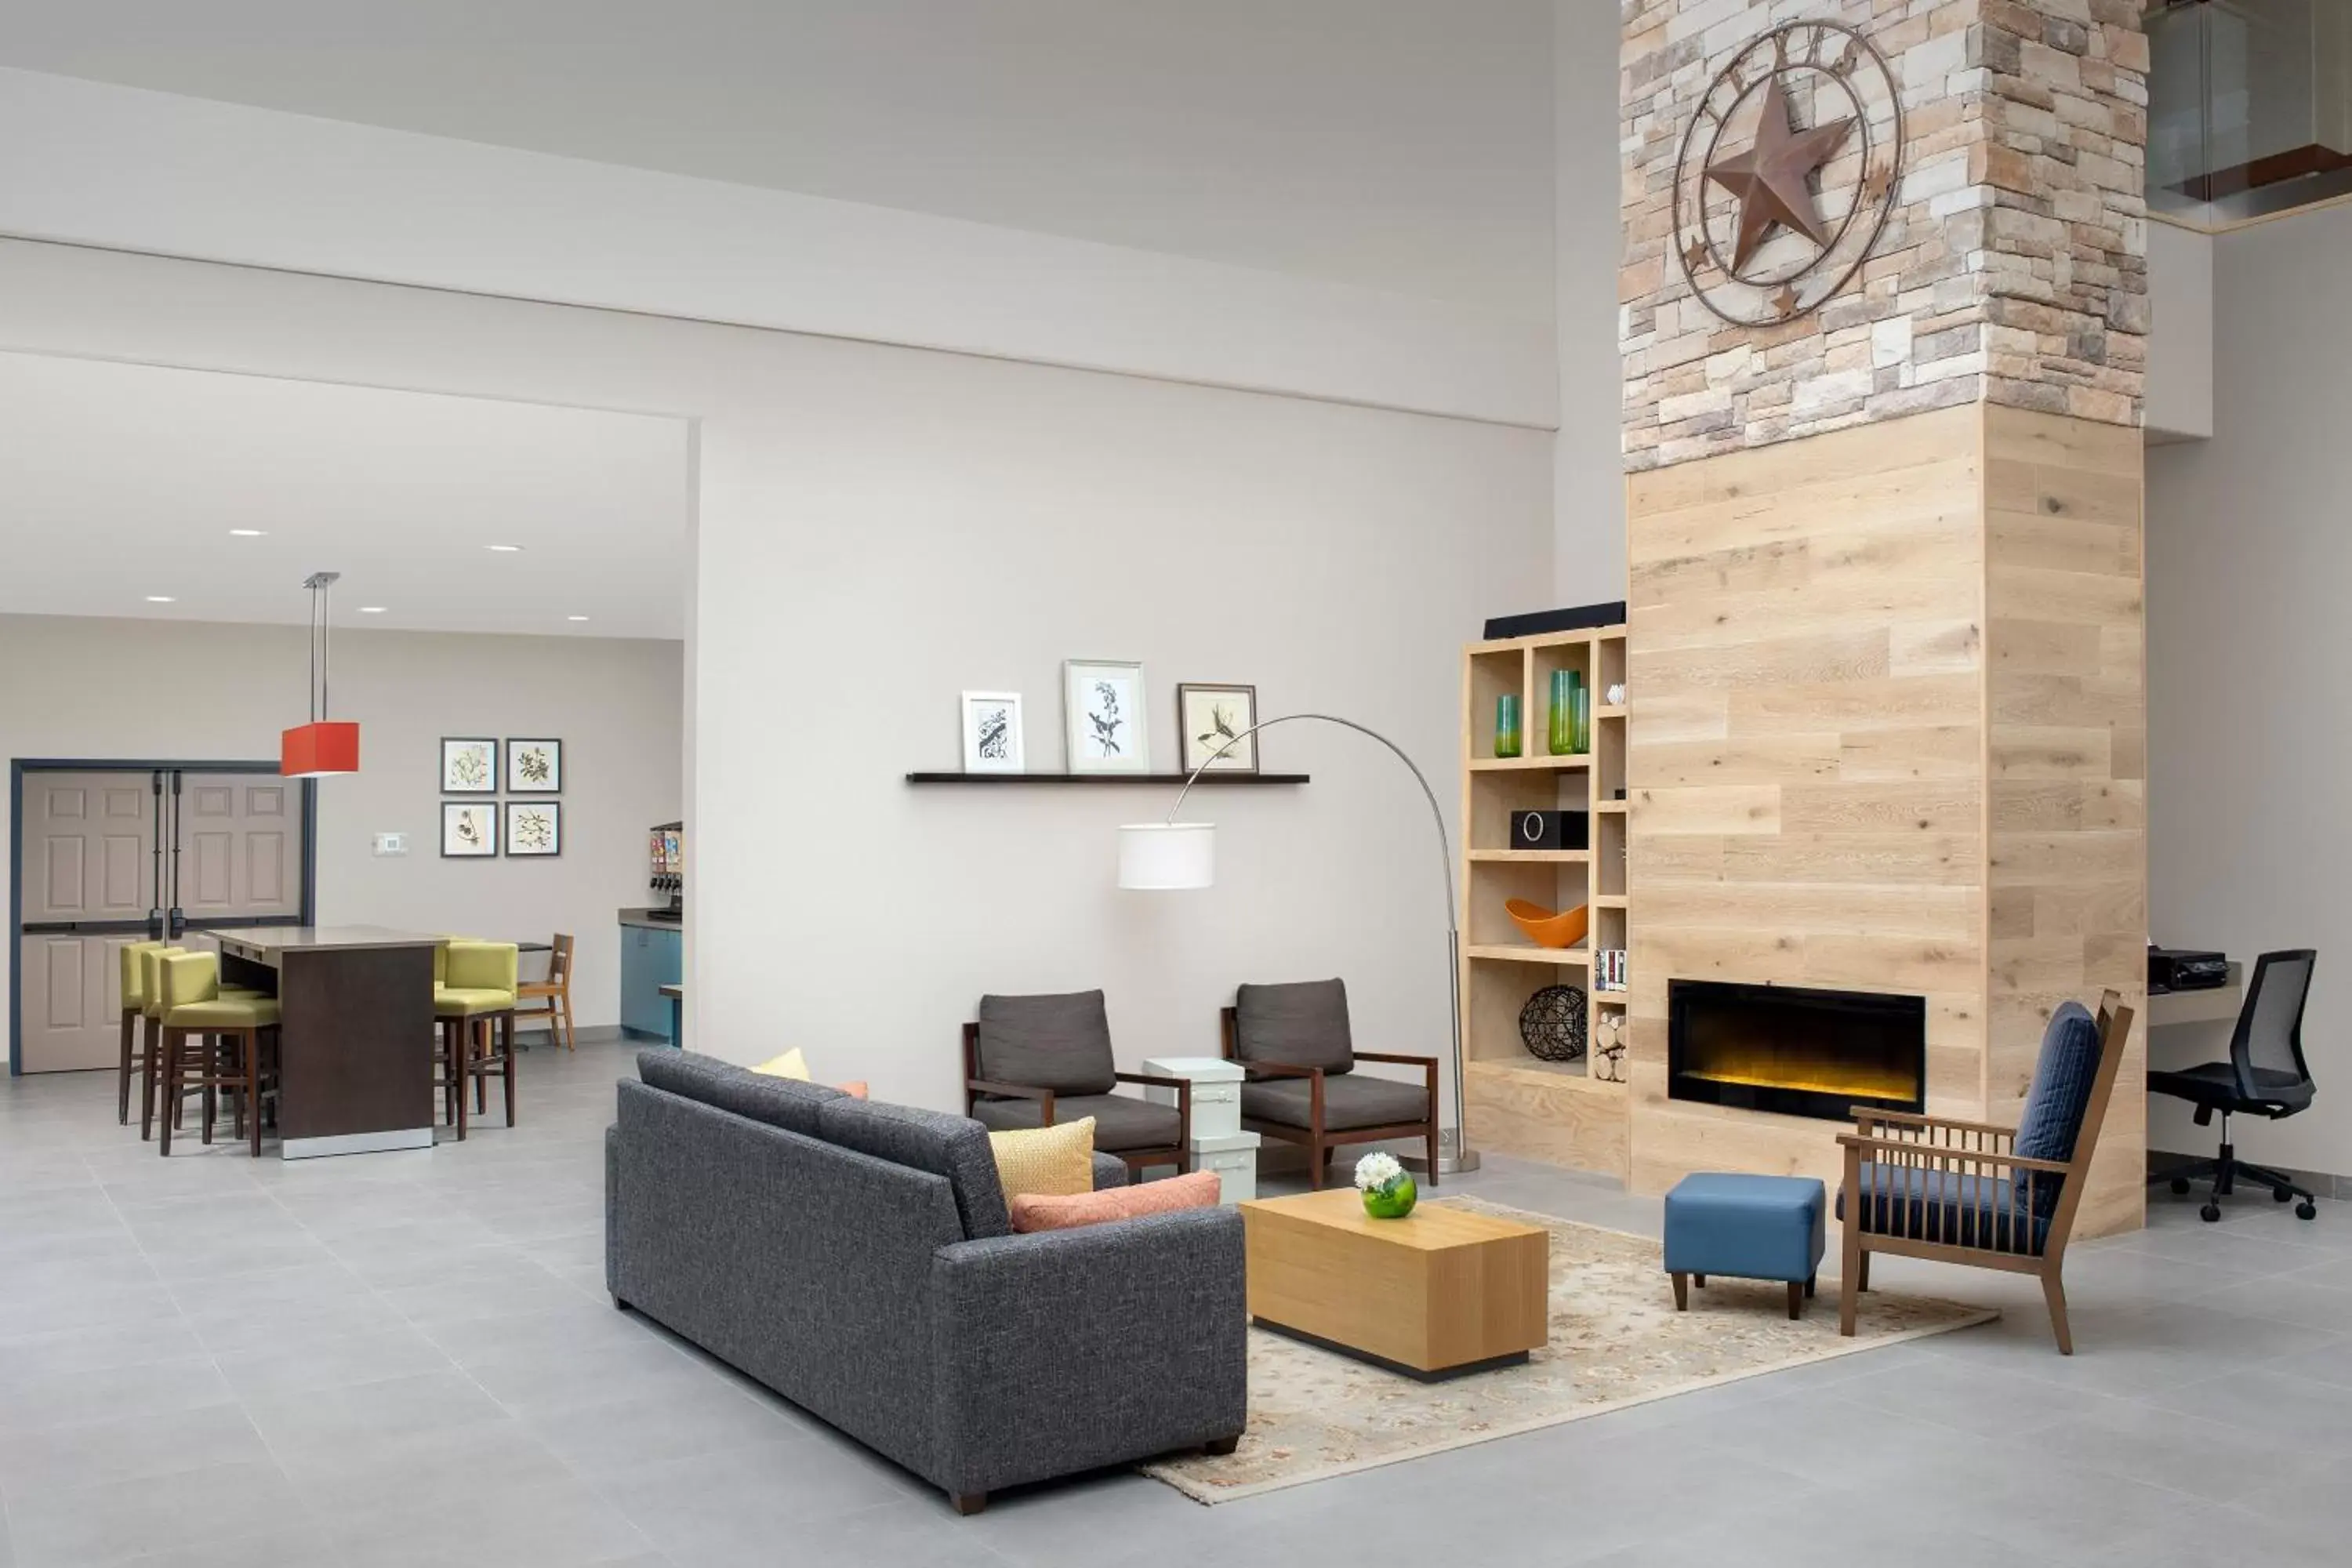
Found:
<box><xmin>1062</xmin><ymin>660</ymin><xmax>1149</xmax><ymax>774</ymax></box>
<box><xmin>1178</xmin><ymin>683</ymin><xmax>1258</xmax><ymax>773</ymax></box>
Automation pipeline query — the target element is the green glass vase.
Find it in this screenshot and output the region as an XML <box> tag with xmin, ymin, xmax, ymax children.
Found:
<box><xmin>1548</xmin><ymin>669</ymin><xmax>1591</xmax><ymax>756</ymax></box>
<box><xmin>1362</xmin><ymin>1175</ymin><xmax>1418</xmax><ymax>1219</ymax></box>
<box><xmin>1494</xmin><ymin>695</ymin><xmax>1522</xmax><ymax>759</ymax></box>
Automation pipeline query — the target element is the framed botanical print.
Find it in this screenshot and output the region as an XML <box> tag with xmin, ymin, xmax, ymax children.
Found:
<box><xmin>959</xmin><ymin>691</ymin><xmax>1024</xmax><ymax>774</ymax></box>
<box><xmin>1063</xmin><ymin>660</ymin><xmax>1148</xmax><ymax>774</ymax></box>
<box><xmin>441</xmin><ymin>801</ymin><xmax>498</xmax><ymax>858</ymax></box>
<box><xmin>1177</xmin><ymin>683</ymin><xmax>1259</xmax><ymax>773</ymax></box>
<box><xmin>506</xmin><ymin>738</ymin><xmax>562</xmax><ymax>793</ymax></box>
<box><xmin>441</xmin><ymin>737</ymin><xmax>497</xmax><ymax>794</ymax></box>
<box><xmin>504</xmin><ymin>800</ymin><xmax>562</xmax><ymax>857</ymax></box>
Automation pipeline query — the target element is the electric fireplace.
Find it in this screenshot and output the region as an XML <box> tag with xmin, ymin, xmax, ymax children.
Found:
<box><xmin>1667</xmin><ymin>979</ymin><xmax>1926</xmax><ymax>1122</ymax></box>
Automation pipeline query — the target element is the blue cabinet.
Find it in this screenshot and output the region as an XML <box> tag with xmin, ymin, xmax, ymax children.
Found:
<box><xmin>620</xmin><ymin>920</ymin><xmax>683</xmax><ymax>1041</ymax></box>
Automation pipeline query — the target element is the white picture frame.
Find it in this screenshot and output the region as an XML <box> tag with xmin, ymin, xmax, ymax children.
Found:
<box><xmin>959</xmin><ymin>691</ymin><xmax>1025</xmax><ymax>774</ymax></box>
<box><xmin>1063</xmin><ymin>660</ymin><xmax>1149</xmax><ymax>774</ymax></box>
<box><xmin>441</xmin><ymin>801</ymin><xmax>498</xmax><ymax>858</ymax></box>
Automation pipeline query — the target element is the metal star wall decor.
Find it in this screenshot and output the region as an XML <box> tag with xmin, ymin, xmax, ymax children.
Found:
<box><xmin>1671</xmin><ymin>20</ymin><xmax>1906</xmax><ymax>328</ymax></box>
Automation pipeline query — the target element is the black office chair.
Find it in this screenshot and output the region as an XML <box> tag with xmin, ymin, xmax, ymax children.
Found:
<box><xmin>2147</xmin><ymin>949</ymin><xmax>2319</xmax><ymax>1221</ymax></box>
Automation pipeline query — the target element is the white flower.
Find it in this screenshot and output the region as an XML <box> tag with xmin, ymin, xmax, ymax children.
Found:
<box><xmin>1354</xmin><ymin>1152</ymin><xmax>1405</xmax><ymax>1192</ymax></box>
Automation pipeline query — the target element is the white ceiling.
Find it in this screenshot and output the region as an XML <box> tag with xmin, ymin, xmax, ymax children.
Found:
<box><xmin>0</xmin><ymin>0</ymin><xmax>1556</xmax><ymax>319</ymax></box>
<box><xmin>0</xmin><ymin>354</ymin><xmax>689</xmax><ymax>639</ymax></box>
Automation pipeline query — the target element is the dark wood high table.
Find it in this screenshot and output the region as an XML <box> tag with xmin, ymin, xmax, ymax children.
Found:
<box><xmin>211</xmin><ymin>925</ymin><xmax>441</xmax><ymax>1159</ymax></box>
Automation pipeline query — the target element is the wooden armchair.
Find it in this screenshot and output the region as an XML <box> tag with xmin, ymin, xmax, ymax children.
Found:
<box><xmin>1219</xmin><ymin>978</ymin><xmax>1440</xmax><ymax>1188</ymax></box>
<box><xmin>1836</xmin><ymin>989</ymin><xmax>2132</xmax><ymax>1355</ymax></box>
<box><xmin>960</xmin><ymin>990</ymin><xmax>1192</xmax><ymax>1177</ymax></box>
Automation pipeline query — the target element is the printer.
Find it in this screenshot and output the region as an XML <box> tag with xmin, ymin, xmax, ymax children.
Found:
<box><xmin>2148</xmin><ymin>946</ymin><xmax>2230</xmax><ymax>993</ymax></box>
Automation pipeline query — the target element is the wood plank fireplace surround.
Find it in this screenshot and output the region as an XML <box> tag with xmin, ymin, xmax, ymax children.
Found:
<box><xmin>1469</xmin><ymin>405</ymin><xmax>2148</xmax><ymax>1237</ymax></box>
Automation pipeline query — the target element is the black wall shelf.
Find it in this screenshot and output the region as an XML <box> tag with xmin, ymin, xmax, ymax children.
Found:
<box><xmin>906</xmin><ymin>771</ymin><xmax>1309</xmax><ymax>786</ymax></box>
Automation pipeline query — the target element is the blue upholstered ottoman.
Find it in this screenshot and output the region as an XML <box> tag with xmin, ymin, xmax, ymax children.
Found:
<box><xmin>1663</xmin><ymin>1173</ymin><xmax>1827</xmax><ymax>1319</ymax></box>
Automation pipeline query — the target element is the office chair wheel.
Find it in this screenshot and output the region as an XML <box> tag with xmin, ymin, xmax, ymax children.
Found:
<box><xmin>2169</xmin><ymin>1178</ymin><xmax>2191</xmax><ymax>1195</ymax></box>
<box><xmin>2297</xmin><ymin>1200</ymin><xmax>2318</xmax><ymax>1220</ymax></box>
<box><xmin>2200</xmin><ymin>1201</ymin><xmax>2223</xmax><ymax>1222</ymax></box>
<box><xmin>2275</xmin><ymin>1186</ymin><xmax>2294</xmax><ymax>1202</ymax></box>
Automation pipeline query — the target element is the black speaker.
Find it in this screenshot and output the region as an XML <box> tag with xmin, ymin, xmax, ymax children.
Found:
<box><xmin>1512</xmin><ymin>809</ymin><xmax>1588</xmax><ymax>851</ymax></box>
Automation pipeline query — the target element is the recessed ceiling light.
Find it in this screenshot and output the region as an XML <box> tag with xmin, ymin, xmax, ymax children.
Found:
<box><xmin>486</xmin><ymin>543</ymin><xmax>524</xmax><ymax>554</ymax></box>
<box><xmin>228</xmin><ymin>528</ymin><xmax>267</xmax><ymax>537</ymax></box>
<box><xmin>358</xmin><ymin>606</ymin><xmax>388</xmax><ymax>614</ymax></box>
<box><xmin>567</xmin><ymin>615</ymin><xmax>590</xmax><ymax>622</ymax></box>
<box><xmin>145</xmin><ymin>595</ymin><xmax>176</xmax><ymax>604</ymax></box>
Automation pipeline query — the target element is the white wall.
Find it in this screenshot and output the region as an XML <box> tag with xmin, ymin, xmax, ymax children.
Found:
<box><xmin>2146</xmin><ymin>201</ymin><xmax>2352</xmax><ymax>1174</ymax></box>
<box><xmin>0</xmin><ymin>67</ymin><xmax>1554</xmax><ymax>429</ymax></box>
<box><xmin>0</xmin><ymin>242</ymin><xmax>1551</xmax><ymax>1119</ymax></box>
<box><xmin>2146</xmin><ymin>220</ymin><xmax>2215</xmax><ymax>444</ymax></box>
<box><xmin>1553</xmin><ymin>13</ymin><xmax>1628</xmax><ymax>608</ymax></box>
<box><xmin>1</xmin><ymin>615</ymin><xmax>684</xmax><ymax>1051</ymax></box>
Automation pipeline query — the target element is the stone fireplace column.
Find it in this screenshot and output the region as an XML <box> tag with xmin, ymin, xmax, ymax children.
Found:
<box><xmin>1617</xmin><ymin>0</ymin><xmax>2149</xmax><ymax>1235</ymax></box>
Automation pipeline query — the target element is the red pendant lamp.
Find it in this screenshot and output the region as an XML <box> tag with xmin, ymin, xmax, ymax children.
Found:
<box><xmin>281</xmin><ymin>570</ymin><xmax>361</xmax><ymax>778</ymax></box>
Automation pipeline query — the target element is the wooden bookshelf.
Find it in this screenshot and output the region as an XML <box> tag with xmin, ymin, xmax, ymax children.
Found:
<box><xmin>1458</xmin><ymin>624</ymin><xmax>1630</xmax><ymax>1180</ymax></box>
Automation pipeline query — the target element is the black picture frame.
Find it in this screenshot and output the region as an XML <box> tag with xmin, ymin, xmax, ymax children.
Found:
<box><xmin>504</xmin><ymin>800</ymin><xmax>562</xmax><ymax>858</ymax></box>
<box><xmin>441</xmin><ymin>800</ymin><xmax>498</xmax><ymax>858</ymax></box>
<box><xmin>440</xmin><ymin>737</ymin><xmax>498</xmax><ymax>795</ymax></box>
<box><xmin>506</xmin><ymin>737</ymin><xmax>563</xmax><ymax>794</ymax></box>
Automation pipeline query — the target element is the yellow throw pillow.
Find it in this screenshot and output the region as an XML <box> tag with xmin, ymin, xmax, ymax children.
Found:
<box><xmin>988</xmin><ymin>1117</ymin><xmax>1096</xmax><ymax>1199</ymax></box>
<box><xmin>751</xmin><ymin>1047</ymin><xmax>811</xmax><ymax>1080</ymax></box>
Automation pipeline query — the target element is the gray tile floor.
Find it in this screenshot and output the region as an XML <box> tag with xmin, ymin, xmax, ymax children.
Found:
<box><xmin>2</xmin><ymin>1040</ymin><xmax>2348</xmax><ymax>1567</ymax></box>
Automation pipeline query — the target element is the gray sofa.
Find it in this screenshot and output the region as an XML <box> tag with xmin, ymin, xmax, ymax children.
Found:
<box><xmin>604</xmin><ymin>1051</ymin><xmax>1247</xmax><ymax>1513</ymax></box>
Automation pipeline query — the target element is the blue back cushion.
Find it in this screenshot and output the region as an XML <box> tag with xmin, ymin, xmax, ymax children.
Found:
<box><xmin>2012</xmin><ymin>1002</ymin><xmax>2103</xmax><ymax>1215</ymax></box>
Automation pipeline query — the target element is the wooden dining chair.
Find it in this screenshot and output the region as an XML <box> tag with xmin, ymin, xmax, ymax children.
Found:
<box><xmin>514</xmin><ymin>934</ymin><xmax>576</xmax><ymax>1051</ymax></box>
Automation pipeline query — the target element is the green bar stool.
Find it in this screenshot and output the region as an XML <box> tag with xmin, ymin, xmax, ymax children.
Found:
<box><xmin>117</xmin><ymin>940</ymin><xmax>169</xmax><ymax>1125</ymax></box>
<box><xmin>434</xmin><ymin>941</ymin><xmax>519</xmax><ymax>1138</ymax></box>
<box><xmin>156</xmin><ymin>950</ymin><xmax>282</xmax><ymax>1157</ymax></box>
<box><xmin>137</xmin><ymin>944</ymin><xmax>263</xmax><ymax>1139</ymax></box>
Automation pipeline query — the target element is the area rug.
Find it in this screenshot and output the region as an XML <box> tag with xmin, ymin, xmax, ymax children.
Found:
<box><xmin>1142</xmin><ymin>1197</ymin><xmax>1996</xmax><ymax>1503</ymax></box>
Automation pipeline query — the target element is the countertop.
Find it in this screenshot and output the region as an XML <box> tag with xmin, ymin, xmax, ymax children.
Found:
<box><xmin>211</xmin><ymin>925</ymin><xmax>445</xmax><ymax>956</ymax></box>
<box><xmin>619</xmin><ymin>907</ymin><xmax>685</xmax><ymax>931</ymax></box>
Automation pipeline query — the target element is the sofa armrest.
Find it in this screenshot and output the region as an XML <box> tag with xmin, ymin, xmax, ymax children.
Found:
<box><xmin>1091</xmin><ymin>1152</ymin><xmax>1129</xmax><ymax>1190</ymax></box>
<box><xmin>929</xmin><ymin>1207</ymin><xmax>1246</xmax><ymax>1497</ymax></box>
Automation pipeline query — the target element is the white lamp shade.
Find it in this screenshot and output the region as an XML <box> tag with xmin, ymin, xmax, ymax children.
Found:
<box><xmin>1118</xmin><ymin>822</ymin><xmax>1216</xmax><ymax>890</ymax></box>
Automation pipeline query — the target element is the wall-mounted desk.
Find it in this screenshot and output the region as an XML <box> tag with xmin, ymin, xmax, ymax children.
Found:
<box><xmin>2146</xmin><ymin>963</ymin><xmax>2243</xmax><ymax>1029</ymax></box>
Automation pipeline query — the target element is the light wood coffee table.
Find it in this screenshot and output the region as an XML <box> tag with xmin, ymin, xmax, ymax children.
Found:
<box><xmin>1240</xmin><ymin>1189</ymin><xmax>1549</xmax><ymax>1379</ymax></box>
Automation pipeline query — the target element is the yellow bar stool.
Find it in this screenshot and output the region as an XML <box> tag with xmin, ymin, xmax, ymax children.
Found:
<box><xmin>156</xmin><ymin>950</ymin><xmax>281</xmax><ymax>1157</ymax></box>
<box><xmin>136</xmin><ymin>944</ymin><xmax>263</xmax><ymax>1139</ymax></box>
<box><xmin>434</xmin><ymin>941</ymin><xmax>519</xmax><ymax>1139</ymax></box>
<box><xmin>117</xmin><ymin>940</ymin><xmax>169</xmax><ymax>1125</ymax></box>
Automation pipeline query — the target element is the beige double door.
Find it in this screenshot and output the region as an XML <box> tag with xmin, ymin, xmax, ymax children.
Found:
<box><xmin>14</xmin><ymin>768</ymin><xmax>305</xmax><ymax>1074</ymax></box>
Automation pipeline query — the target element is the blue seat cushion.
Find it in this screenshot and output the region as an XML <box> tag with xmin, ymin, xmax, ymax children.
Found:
<box><xmin>2012</xmin><ymin>1000</ymin><xmax>2102</xmax><ymax>1216</ymax></box>
<box><xmin>1662</xmin><ymin>1173</ymin><xmax>1826</xmax><ymax>1283</ymax></box>
<box><xmin>1836</xmin><ymin>1162</ymin><xmax>2049</xmax><ymax>1256</ymax></box>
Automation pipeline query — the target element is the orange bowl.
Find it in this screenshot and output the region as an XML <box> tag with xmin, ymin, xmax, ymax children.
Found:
<box><xmin>1505</xmin><ymin>898</ymin><xmax>1589</xmax><ymax>949</ymax></box>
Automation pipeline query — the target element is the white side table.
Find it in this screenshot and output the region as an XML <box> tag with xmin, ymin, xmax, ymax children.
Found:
<box><xmin>1140</xmin><ymin>1055</ymin><xmax>1243</xmax><ymax>1139</ymax></box>
<box><xmin>1142</xmin><ymin>1054</ymin><xmax>1258</xmax><ymax>1204</ymax></box>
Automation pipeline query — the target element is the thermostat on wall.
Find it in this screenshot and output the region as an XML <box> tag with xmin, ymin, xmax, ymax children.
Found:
<box><xmin>372</xmin><ymin>833</ymin><xmax>408</xmax><ymax>857</ymax></box>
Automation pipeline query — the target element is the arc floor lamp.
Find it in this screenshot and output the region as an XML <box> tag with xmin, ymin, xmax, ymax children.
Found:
<box><xmin>1116</xmin><ymin>713</ymin><xmax>1477</xmax><ymax>1174</ymax></box>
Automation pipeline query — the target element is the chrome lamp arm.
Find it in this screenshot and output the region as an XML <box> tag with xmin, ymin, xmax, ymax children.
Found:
<box><xmin>1161</xmin><ymin>713</ymin><xmax>1473</xmax><ymax>1174</ymax></box>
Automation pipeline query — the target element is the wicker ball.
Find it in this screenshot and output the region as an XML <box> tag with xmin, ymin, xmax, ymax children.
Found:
<box><xmin>1518</xmin><ymin>985</ymin><xmax>1588</xmax><ymax>1062</ymax></box>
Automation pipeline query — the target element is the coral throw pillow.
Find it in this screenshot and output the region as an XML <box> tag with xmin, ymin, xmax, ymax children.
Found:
<box><xmin>987</xmin><ymin>1117</ymin><xmax>1096</xmax><ymax>1199</ymax></box>
<box><xmin>1011</xmin><ymin>1169</ymin><xmax>1220</xmax><ymax>1232</ymax></box>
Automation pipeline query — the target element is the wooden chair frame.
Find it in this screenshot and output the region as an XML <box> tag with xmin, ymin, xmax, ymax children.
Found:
<box><xmin>1836</xmin><ymin>989</ymin><xmax>2132</xmax><ymax>1355</ymax></box>
<box><xmin>513</xmin><ymin>934</ymin><xmax>577</xmax><ymax>1051</ymax></box>
<box><xmin>960</xmin><ymin>1022</ymin><xmax>1192</xmax><ymax>1177</ymax></box>
<box><xmin>438</xmin><ymin>1011</ymin><xmax>517</xmax><ymax>1138</ymax></box>
<box><xmin>1218</xmin><ymin>1007</ymin><xmax>1441</xmax><ymax>1189</ymax></box>
<box><xmin>157</xmin><ymin>1023</ymin><xmax>280</xmax><ymax>1157</ymax></box>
